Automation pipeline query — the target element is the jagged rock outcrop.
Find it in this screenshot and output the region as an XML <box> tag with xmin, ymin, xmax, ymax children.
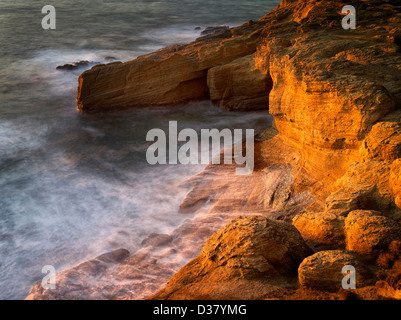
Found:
<box><xmin>28</xmin><ymin>0</ymin><xmax>401</xmax><ymax>300</ymax></box>
<box><xmin>150</xmin><ymin>216</ymin><xmax>313</xmax><ymax>300</ymax></box>
<box><xmin>207</xmin><ymin>54</ymin><xmax>272</xmax><ymax>110</ymax></box>
<box><xmin>270</xmin><ymin>1</ymin><xmax>400</xmax><ymax>147</ymax></box>
<box><xmin>77</xmin><ymin>21</ymin><xmax>269</xmax><ymax>112</ymax></box>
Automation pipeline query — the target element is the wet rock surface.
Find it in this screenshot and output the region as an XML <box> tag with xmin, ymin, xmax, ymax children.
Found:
<box><xmin>298</xmin><ymin>250</ymin><xmax>375</xmax><ymax>292</ymax></box>
<box><xmin>150</xmin><ymin>216</ymin><xmax>313</xmax><ymax>300</ymax></box>
<box><xmin>29</xmin><ymin>0</ymin><xmax>401</xmax><ymax>300</ymax></box>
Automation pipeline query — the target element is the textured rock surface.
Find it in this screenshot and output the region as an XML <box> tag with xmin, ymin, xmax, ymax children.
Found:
<box><xmin>179</xmin><ymin>143</ymin><xmax>316</xmax><ymax>222</ymax></box>
<box><xmin>207</xmin><ymin>54</ymin><xmax>272</xmax><ymax>111</ymax></box>
<box><xmin>298</xmin><ymin>250</ymin><xmax>374</xmax><ymax>292</ymax></box>
<box><xmin>293</xmin><ymin>211</ymin><xmax>346</xmax><ymax>250</ymax></box>
<box><xmin>267</xmin><ymin>1</ymin><xmax>401</xmax><ymax>153</ymax></box>
<box><xmin>345</xmin><ymin>210</ymin><xmax>401</xmax><ymax>254</ymax></box>
<box><xmin>150</xmin><ymin>216</ymin><xmax>313</xmax><ymax>300</ymax></box>
<box><xmin>325</xmin><ymin>161</ymin><xmax>401</xmax><ymax>219</ymax></box>
<box><xmin>29</xmin><ymin>0</ymin><xmax>401</xmax><ymax>300</ymax></box>
<box><xmin>360</xmin><ymin>121</ymin><xmax>401</xmax><ymax>162</ymax></box>
<box><xmin>77</xmin><ymin>22</ymin><xmax>267</xmax><ymax>112</ymax></box>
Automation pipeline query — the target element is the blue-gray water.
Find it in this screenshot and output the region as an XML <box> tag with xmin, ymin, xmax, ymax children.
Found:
<box><xmin>0</xmin><ymin>0</ymin><xmax>280</xmax><ymax>299</ymax></box>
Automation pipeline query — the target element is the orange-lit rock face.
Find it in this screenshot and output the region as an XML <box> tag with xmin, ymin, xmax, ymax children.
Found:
<box><xmin>77</xmin><ymin>54</ymin><xmax>209</xmax><ymax>112</ymax></box>
<box><xmin>360</xmin><ymin>121</ymin><xmax>401</xmax><ymax>163</ymax></box>
<box><xmin>269</xmin><ymin>61</ymin><xmax>396</xmax><ymax>150</ymax></box>
<box><xmin>345</xmin><ymin>210</ymin><xmax>401</xmax><ymax>254</ymax></box>
<box><xmin>293</xmin><ymin>211</ymin><xmax>346</xmax><ymax>250</ymax></box>
<box><xmin>150</xmin><ymin>216</ymin><xmax>313</xmax><ymax>300</ymax></box>
<box><xmin>264</xmin><ymin>4</ymin><xmax>401</xmax><ymax>152</ymax></box>
<box><xmin>41</xmin><ymin>0</ymin><xmax>401</xmax><ymax>300</ymax></box>
<box><xmin>390</xmin><ymin>159</ymin><xmax>401</xmax><ymax>210</ymax></box>
<box><xmin>298</xmin><ymin>250</ymin><xmax>374</xmax><ymax>292</ymax></box>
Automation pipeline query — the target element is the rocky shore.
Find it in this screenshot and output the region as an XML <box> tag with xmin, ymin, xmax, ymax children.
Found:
<box><xmin>28</xmin><ymin>0</ymin><xmax>401</xmax><ymax>300</ymax></box>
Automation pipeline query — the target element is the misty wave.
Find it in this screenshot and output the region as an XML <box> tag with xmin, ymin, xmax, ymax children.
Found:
<box><xmin>0</xmin><ymin>0</ymin><xmax>280</xmax><ymax>299</ymax></box>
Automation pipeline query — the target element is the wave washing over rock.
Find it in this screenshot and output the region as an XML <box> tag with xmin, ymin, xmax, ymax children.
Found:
<box><xmin>28</xmin><ymin>0</ymin><xmax>401</xmax><ymax>300</ymax></box>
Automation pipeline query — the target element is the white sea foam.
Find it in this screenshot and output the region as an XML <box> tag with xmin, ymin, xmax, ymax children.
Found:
<box><xmin>0</xmin><ymin>13</ymin><xmax>275</xmax><ymax>298</ymax></box>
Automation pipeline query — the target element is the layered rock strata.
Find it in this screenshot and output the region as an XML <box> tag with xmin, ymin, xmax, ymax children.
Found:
<box><xmin>77</xmin><ymin>21</ymin><xmax>270</xmax><ymax>112</ymax></box>
<box><xmin>28</xmin><ymin>0</ymin><xmax>401</xmax><ymax>300</ymax></box>
<box><xmin>149</xmin><ymin>0</ymin><xmax>401</xmax><ymax>300</ymax></box>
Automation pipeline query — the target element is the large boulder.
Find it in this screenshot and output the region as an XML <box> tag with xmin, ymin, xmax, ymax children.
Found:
<box><xmin>293</xmin><ymin>210</ymin><xmax>346</xmax><ymax>250</ymax></box>
<box><xmin>207</xmin><ymin>54</ymin><xmax>272</xmax><ymax>111</ymax></box>
<box><xmin>325</xmin><ymin>161</ymin><xmax>399</xmax><ymax>218</ymax></box>
<box><xmin>345</xmin><ymin>210</ymin><xmax>401</xmax><ymax>254</ymax></box>
<box><xmin>201</xmin><ymin>216</ymin><xmax>313</xmax><ymax>275</ymax></box>
<box><xmin>151</xmin><ymin>216</ymin><xmax>313</xmax><ymax>300</ymax></box>
<box><xmin>77</xmin><ymin>22</ymin><xmax>266</xmax><ymax>113</ymax></box>
<box><xmin>298</xmin><ymin>250</ymin><xmax>374</xmax><ymax>292</ymax></box>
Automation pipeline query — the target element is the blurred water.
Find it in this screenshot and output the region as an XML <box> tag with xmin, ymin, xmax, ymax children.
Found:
<box><xmin>0</xmin><ymin>0</ymin><xmax>280</xmax><ymax>299</ymax></box>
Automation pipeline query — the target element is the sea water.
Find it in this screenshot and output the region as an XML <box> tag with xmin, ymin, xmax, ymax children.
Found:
<box><xmin>0</xmin><ymin>0</ymin><xmax>280</xmax><ymax>299</ymax></box>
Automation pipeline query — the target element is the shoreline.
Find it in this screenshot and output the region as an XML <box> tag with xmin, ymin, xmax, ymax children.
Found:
<box><xmin>28</xmin><ymin>0</ymin><xmax>401</xmax><ymax>300</ymax></box>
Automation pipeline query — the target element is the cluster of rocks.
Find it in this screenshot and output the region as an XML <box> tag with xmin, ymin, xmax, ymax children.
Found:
<box><xmin>150</xmin><ymin>212</ymin><xmax>401</xmax><ymax>299</ymax></box>
<box><xmin>150</xmin><ymin>0</ymin><xmax>401</xmax><ymax>300</ymax></box>
<box><xmin>28</xmin><ymin>0</ymin><xmax>401</xmax><ymax>300</ymax></box>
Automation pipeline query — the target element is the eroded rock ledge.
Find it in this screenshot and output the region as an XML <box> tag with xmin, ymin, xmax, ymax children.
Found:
<box><xmin>28</xmin><ymin>0</ymin><xmax>401</xmax><ymax>300</ymax></box>
<box><xmin>77</xmin><ymin>20</ymin><xmax>272</xmax><ymax>112</ymax></box>
<box><xmin>148</xmin><ymin>0</ymin><xmax>401</xmax><ymax>300</ymax></box>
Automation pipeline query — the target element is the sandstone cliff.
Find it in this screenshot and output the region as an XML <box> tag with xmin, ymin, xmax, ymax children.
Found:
<box><xmin>77</xmin><ymin>21</ymin><xmax>271</xmax><ymax>112</ymax></box>
<box><xmin>28</xmin><ymin>0</ymin><xmax>401</xmax><ymax>300</ymax></box>
<box><xmin>152</xmin><ymin>0</ymin><xmax>401</xmax><ymax>300</ymax></box>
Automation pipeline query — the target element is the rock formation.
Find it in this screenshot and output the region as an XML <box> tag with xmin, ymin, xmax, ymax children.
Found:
<box><xmin>298</xmin><ymin>250</ymin><xmax>375</xmax><ymax>292</ymax></box>
<box><xmin>207</xmin><ymin>54</ymin><xmax>273</xmax><ymax>110</ymax></box>
<box><xmin>28</xmin><ymin>0</ymin><xmax>401</xmax><ymax>300</ymax></box>
<box><xmin>293</xmin><ymin>211</ymin><xmax>346</xmax><ymax>251</ymax></box>
<box><xmin>152</xmin><ymin>0</ymin><xmax>401</xmax><ymax>300</ymax></box>
<box><xmin>345</xmin><ymin>210</ymin><xmax>401</xmax><ymax>254</ymax></box>
<box><xmin>151</xmin><ymin>216</ymin><xmax>313</xmax><ymax>300</ymax></box>
<box><xmin>76</xmin><ymin>21</ymin><xmax>267</xmax><ymax>112</ymax></box>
